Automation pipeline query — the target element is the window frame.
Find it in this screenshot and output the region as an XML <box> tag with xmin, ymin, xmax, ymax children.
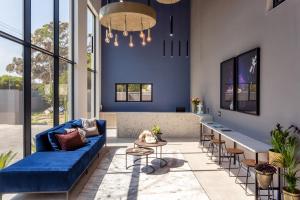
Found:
<box><xmin>115</xmin><ymin>83</ymin><xmax>153</xmax><ymax>103</ymax></box>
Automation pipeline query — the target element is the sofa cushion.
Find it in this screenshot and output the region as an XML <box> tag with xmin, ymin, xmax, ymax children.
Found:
<box><xmin>0</xmin><ymin>134</ymin><xmax>105</xmax><ymax>193</ymax></box>
<box><xmin>55</xmin><ymin>130</ymin><xmax>85</xmax><ymax>151</ymax></box>
<box><xmin>48</xmin><ymin>123</ymin><xmax>74</xmax><ymax>151</ymax></box>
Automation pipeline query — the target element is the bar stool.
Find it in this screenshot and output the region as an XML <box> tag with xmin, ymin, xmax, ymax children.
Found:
<box><xmin>235</xmin><ymin>159</ymin><xmax>257</xmax><ymax>195</ymax></box>
<box><xmin>201</xmin><ymin>132</ymin><xmax>214</xmax><ymax>151</ymax></box>
<box><xmin>226</xmin><ymin>147</ymin><xmax>245</xmax><ymax>176</ymax></box>
<box><xmin>209</xmin><ymin>138</ymin><xmax>227</xmax><ymax>161</ymax></box>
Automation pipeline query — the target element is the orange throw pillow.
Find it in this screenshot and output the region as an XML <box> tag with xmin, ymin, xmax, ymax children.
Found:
<box><xmin>55</xmin><ymin>130</ymin><xmax>85</xmax><ymax>151</ymax></box>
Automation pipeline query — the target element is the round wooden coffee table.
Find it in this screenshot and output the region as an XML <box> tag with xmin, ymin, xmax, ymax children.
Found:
<box><xmin>126</xmin><ymin>147</ymin><xmax>155</xmax><ymax>174</ymax></box>
<box><xmin>134</xmin><ymin>140</ymin><xmax>168</xmax><ymax>167</ymax></box>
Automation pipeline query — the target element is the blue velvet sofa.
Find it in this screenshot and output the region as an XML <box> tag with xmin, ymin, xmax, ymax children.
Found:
<box><xmin>0</xmin><ymin>119</ymin><xmax>106</xmax><ymax>199</ymax></box>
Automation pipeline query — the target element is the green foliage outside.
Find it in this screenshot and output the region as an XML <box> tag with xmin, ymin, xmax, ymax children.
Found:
<box><xmin>5</xmin><ymin>22</ymin><xmax>70</xmax><ymax>104</ymax></box>
<box><xmin>117</xmin><ymin>84</ymin><xmax>151</xmax><ymax>92</ymax></box>
<box><xmin>0</xmin><ymin>151</ymin><xmax>17</xmax><ymax>169</ymax></box>
<box><xmin>0</xmin><ymin>75</ymin><xmax>23</xmax><ymax>90</ymax></box>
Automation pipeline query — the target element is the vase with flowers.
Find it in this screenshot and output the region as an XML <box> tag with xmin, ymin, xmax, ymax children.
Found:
<box><xmin>191</xmin><ymin>97</ymin><xmax>201</xmax><ymax>113</ymax></box>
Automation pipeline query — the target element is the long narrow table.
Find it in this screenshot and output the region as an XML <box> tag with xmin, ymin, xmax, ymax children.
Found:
<box><xmin>200</xmin><ymin>121</ymin><xmax>280</xmax><ymax>200</ymax></box>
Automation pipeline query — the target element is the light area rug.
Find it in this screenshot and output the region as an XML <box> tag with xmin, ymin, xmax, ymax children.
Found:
<box><xmin>77</xmin><ymin>147</ymin><xmax>209</xmax><ymax>200</ymax></box>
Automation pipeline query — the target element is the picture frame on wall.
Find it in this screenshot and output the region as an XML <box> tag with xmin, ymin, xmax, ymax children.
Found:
<box><xmin>236</xmin><ymin>48</ymin><xmax>260</xmax><ymax>115</ymax></box>
<box><xmin>220</xmin><ymin>57</ymin><xmax>236</xmax><ymax>111</ymax></box>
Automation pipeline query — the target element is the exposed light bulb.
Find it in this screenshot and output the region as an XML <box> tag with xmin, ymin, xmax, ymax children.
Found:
<box><xmin>123</xmin><ymin>31</ymin><xmax>128</xmax><ymax>37</ymax></box>
<box><xmin>109</xmin><ymin>28</ymin><xmax>113</xmax><ymax>39</ymax></box>
<box><xmin>139</xmin><ymin>18</ymin><xmax>144</xmax><ymax>39</ymax></box>
<box><xmin>129</xmin><ymin>35</ymin><xmax>134</xmax><ymax>47</ymax></box>
<box><xmin>114</xmin><ymin>34</ymin><xmax>119</xmax><ymax>47</ymax></box>
<box><xmin>142</xmin><ymin>36</ymin><xmax>146</xmax><ymax>46</ymax></box>
<box><xmin>139</xmin><ymin>31</ymin><xmax>145</xmax><ymax>39</ymax></box>
<box><xmin>147</xmin><ymin>28</ymin><xmax>152</xmax><ymax>42</ymax></box>
<box><xmin>105</xmin><ymin>29</ymin><xmax>110</xmax><ymax>43</ymax></box>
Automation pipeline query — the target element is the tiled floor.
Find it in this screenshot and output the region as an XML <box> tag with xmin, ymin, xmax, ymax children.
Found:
<box><xmin>4</xmin><ymin>134</ymin><xmax>269</xmax><ymax>200</ymax></box>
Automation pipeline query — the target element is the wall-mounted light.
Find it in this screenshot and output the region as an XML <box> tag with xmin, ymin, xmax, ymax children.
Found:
<box><xmin>170</xmin><ymin>15</ymin><xmax>174</xmax><ymax>37</ymax></box>
<box><xmin>171</xmin><ymin>40</ymin><xmax>174</xmax><ymax>57</ymax></box>
<box><xmin>178</xmin><ymin>40</ymin><xmax>181</xmax><ymax>56</ymax></box>
<box><xmin>186</xmin><ymin>40</ymin><xmax>189</xmax><ymax>57</ymax></box>
<box><xmin>163</xmin><ymin>40</ymin><xmax>166</xmax><ymax>57</ymax></box>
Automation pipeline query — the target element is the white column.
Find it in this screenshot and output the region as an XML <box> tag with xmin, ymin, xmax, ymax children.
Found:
<box><xmin>74</xmin><ymin>0</ymin><xmax>88</xmax><ymax>118</ymax></box>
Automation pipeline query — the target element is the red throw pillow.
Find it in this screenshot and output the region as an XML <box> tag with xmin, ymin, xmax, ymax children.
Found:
<box><xmin>55</xmin><ymin>130</ymin><xmax>85</xmax><ymax>151</ymax></box>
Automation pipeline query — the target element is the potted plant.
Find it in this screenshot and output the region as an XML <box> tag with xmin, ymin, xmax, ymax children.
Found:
<box><xmin>274</xmin><ymin>135</ymin><xmax>300</xmax><ymax>200</ymax></box>
<box><xmin>151</xmin><ymin>125</ymin><xmax>164</xmax><ymax>142</ymax></box>
<box><xmin>269</xmin><ymin>124</ymin><xmax>291</xmax><ymax>167</ymax></box>
<box><xmin>191</xmin><ymin>97</ymin><xmax>201</xmax><ymax>113</ymax></box>
<box><xmin>255</xmin><ymin>163</ymin><xmax>277</xmax><ymax>189</ymax></box>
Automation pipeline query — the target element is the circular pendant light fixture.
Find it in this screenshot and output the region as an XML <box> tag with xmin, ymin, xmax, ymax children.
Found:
<box><xmin>100</xmin><ymin>1</ymin><xmax>157</xmax><ymax>47</ymax></box>
<box><xmin>156</xmin><ymin>0</ymin><xmax>181</xmax><ymax>4</ymax></box>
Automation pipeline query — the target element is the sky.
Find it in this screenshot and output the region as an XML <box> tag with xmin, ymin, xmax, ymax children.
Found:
<box><xmin>0</xmin><ymin>0</ymin><xmax>71</xmax><ymax>76</ymax></box>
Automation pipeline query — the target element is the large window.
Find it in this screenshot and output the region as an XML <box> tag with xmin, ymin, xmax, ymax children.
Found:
<box><xmin>0</xmin><ymin>0</ymin><xmax>74</xmax><ymax>159</ymax></box>
<box><xmin>115</xmin><ymin>83</ymin><xmax>153</xmax><ymax>102</ymax></box>
<box><xmin>87</xmin><ymin>8</ymin><xmax>96</xmax><ymax>118</ymax></box>
<box><xmin>0</xmin><ymin>38</ymin><xmax>24</xmax><ymax>165</ymax></box>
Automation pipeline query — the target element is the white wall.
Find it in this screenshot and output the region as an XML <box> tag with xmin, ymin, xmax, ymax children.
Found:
<box><xmin>74</xmin><ymin>0</ymin><xmax>101</xmax><ymax>119</ymax></box>
<box><xmin>191</xmin><ymin>0</ymin><xmax>300</xmax><ymax>142</ymax></box>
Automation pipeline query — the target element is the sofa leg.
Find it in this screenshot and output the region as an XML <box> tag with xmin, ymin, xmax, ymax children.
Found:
<box><xmin>66</xmin><ymin>192</ymin><xmax>69</xmax><ymax>200</ymax></box>
<box><xmin>0</xmin><ymin>193</ymin><xmax>2</xmax><ymax>200</ymax></box>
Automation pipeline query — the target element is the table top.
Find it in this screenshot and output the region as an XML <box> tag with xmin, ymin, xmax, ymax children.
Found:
<box><xmin>134</xmin><ymin>140</ymin><xmax>167</xmax><ymax>147</ymax></box>
<box><xmin>201</xmin><ymin>122</ymin><xmax>271</xmax><ymax>153</ymax></box>
<box><xmin>126</xmin><ymin>147</ymin><xmax>154</xmax><ymax>156</ymax></box>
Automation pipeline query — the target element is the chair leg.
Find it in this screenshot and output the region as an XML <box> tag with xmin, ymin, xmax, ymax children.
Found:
<box><xmin>206</xmin><ymin>142</ymin><xmax>212</xmax><ymax>154</ymax></box>
<box><xmin>210</xmin><ymin>144</ymin><xmax>215</xmax><ymax>160</ymax></box>
<box><xmin>228</xmin><ymin>155</ymin><xmax>232</xmax><ymax>175</ymax></box>
<box><xmin>235</xmin><ymin>162</ymin><xmax>242</xmax><ymax>183</ymax></box>
<box><xmin>245</xmin><ymin>167</ymin><xmax>250</xmax><ymax>195</ymax></box>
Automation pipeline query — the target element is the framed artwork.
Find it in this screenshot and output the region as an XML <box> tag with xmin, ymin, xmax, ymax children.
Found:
<box><xmin>236</xmin><ymin>48</ymin><xmax>260</xmax><ymax>115</ymax></box>
<box><xmin>220</xmin><ymin>58</ymin><xmax>236</xmax><ymax>111</ymax></box>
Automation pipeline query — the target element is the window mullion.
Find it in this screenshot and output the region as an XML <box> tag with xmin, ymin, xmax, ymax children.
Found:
<box><xmin>53</xmin><ymin>0</ymin><xmax>59</xmax><ymax>126</ymax></box>
<box><xmin>24</xmin><ymin>0</ymin><xmax>32</xmax><ymax>157</ymax></box>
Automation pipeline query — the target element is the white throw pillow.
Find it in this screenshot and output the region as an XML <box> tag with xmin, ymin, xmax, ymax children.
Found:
<box><xmin>84</xmin><ymin>127</ymin><xmax>99</xmax><ymax>137</ymax></box>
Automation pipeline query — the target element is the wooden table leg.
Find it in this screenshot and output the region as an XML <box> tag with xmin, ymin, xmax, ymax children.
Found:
<box><xmin>218</xmin><ymin>133</ymin><xmax>221</xmax><ymax>165</ymax></box>
<box><xmin>255</xmin><ymin>152</ymin><xmax>259</xmax><ymax>200</ymax></box>
<box><xmin>200</xmin><ymin>123</ymin><xmax>203</xmax><ymax>144</ymax></box>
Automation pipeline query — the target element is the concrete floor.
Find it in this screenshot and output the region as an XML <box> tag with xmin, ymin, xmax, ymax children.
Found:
<box><xmin>2</xmin><ymin>130</ymin><xmax>275</xmax><ymax>200</ymax></box>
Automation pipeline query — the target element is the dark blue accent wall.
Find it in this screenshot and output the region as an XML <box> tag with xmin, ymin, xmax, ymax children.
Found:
<box><xmin>101</xmin><ymin>0</ymin><xmax>190</xmax><ymax>112</ymax></box>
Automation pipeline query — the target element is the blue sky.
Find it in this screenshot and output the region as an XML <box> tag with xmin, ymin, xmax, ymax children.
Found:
<box><xmin>0</xmin><ymin>0</ymin><xmax>71</xmax><ymax>76</ymax></box>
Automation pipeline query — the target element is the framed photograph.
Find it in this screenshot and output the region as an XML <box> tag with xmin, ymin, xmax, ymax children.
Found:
<box><xmin>236</xmin><ymin>48</ymin><xmax>260</xmax><ymax>115</ymax></box>
<box><xmin>220</xmin><ymin>57</ymin><xmax>236</xmax><ymax>111</ymax></box>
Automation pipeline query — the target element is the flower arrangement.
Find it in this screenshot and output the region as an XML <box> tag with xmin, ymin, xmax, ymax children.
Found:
<box><xmin>191</xmin><ymin>97</ymin><xmax>201</xmax><ymax>106</ymax></box>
